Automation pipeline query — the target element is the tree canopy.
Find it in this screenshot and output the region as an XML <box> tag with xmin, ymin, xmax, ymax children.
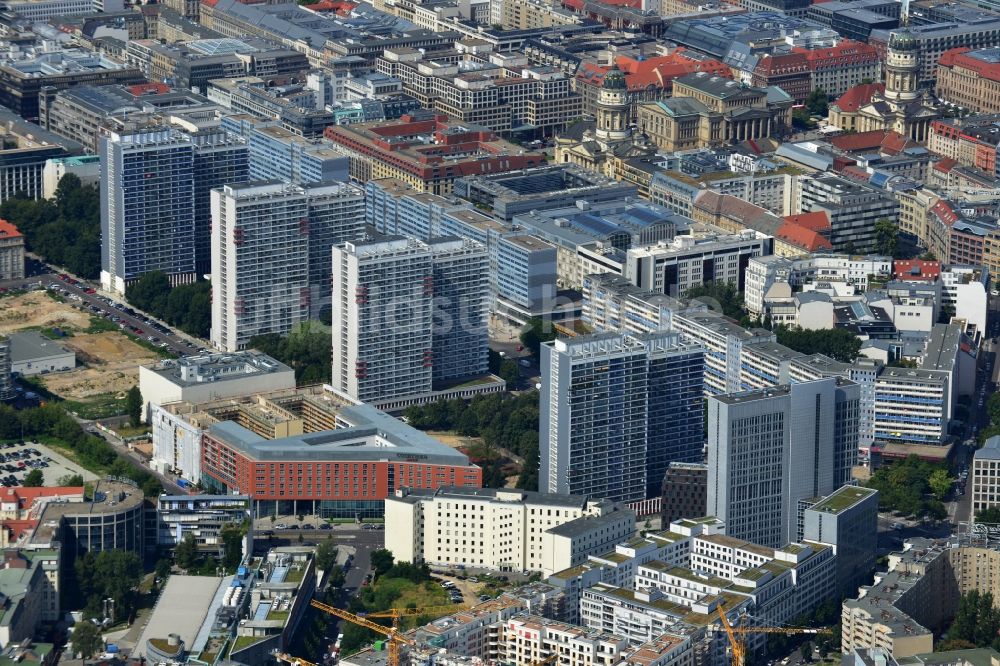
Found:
<box><xmin>865</xmin><ymin>455</ymin><xmax>949</xmax><ymax>518</ymax></box>
<box><xmin>774</xmin><ymin>326</ymin><xmax>861</xmax><ymax>363</ymax></box>
<box><xmin>125</xmin><ymin>386</ymin><xmax>142</xmax><ymax>428</ymax></box>
<box><xmin>0</xmin><ymin>174</ymin><xmax>100</xmax><ymax>278</ymax></box>
<box><xmin>249</xmin><ymin>322</ymin><xmax>332</xmax><ymax>384</ymax></box>
<box><xmin>519</xmin><ymin>318</ymin><xmax>556</xmax><ymax>357</ymax></box>
<box><xmin>978</xmin><ymin>507</ymin><xmax>1000</xmax><ymax>523</ymax></box>
<box><xmin>683</xmin><ymin>283</ymin><xmax>745</xmax><ymax>320</ymax></box>
<box><xmin>75</xmin><ymin>549</ymin><xmax>143</xmax><ymax>622</ymax></box>
<box><xmin>947</xmin><ymin>590</ymin><xmax>1000</xmax><ymax>651</ymax></box>
<box><xmin>874</xmin><ymin>218</ymin><xmax>899</xmax><ymax>258</ymax></box>
<box><xmin>404</xmin><ymin>392</ymin><xmax>540</xmax><ymax>490</ymax></box>
<box><xmin>0</xmin><ymin>404</ymin><xmax>161</xmax><ymax>496</ymax></box>
<box><xmin>126</xmin><ymin>272</ymin><xmax>212</xmax><ymax>338</ymax></box>
<box><xmin>22</xmin><ymin>469</ymin><xmax>43</xmax><ymax>487</ymax></box>
<box><xmin>805</xmin><ymin>88</ymin><xmax>829</xmax><ymax>116</ymax></box>
<box><xmin>71</xmin><ymin>620</ymin><xmax>104</xmax><ymax>659</ymax></box>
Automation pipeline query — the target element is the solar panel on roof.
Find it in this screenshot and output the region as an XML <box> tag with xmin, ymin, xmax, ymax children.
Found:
<box><xmin>570</xmin><ymin>212</ymin><xmax>620</xmax><ymax>236</ymax></box>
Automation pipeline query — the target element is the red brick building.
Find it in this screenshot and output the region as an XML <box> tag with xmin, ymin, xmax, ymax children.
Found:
<box><xmin>200</xmin><ymin>404</ymin><xmax>482</xmax><ymax>518</ymax></box>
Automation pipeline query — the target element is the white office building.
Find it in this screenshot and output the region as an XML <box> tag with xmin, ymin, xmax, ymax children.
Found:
<box><xmin>140</xmin><ymin>351</ymin><xmax>294</xmax><ymax>423</ymax></box>
<box><xmin>384</xmin><ymin>486</ymin><xmax>635</xmax><ymax>576</ymax></box>
<box><xmin>624</xmin><ymin>231</ymin><xmax>772</xmax><ymax>298</ymax></box>
<box><xmin>972</xmin><ymin>436</ymin><xmax>1000</xmax><ymax>517</ymax></box>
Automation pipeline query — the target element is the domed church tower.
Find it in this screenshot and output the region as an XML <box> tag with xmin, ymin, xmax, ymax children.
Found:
<box><xmin>595</xmin><ymin>65</ymin><xmax>630</xmax><ymax>143</ymax></box>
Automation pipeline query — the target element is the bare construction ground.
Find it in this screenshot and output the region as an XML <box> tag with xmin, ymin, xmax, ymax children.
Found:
<box><xmin>45</xmin><ymin>333</ymin><xmax>160</xmax><ymax>400</ymax></box>
<box><xmin>0</xmin><ymin>291</ymin><xmax>89</xmax><ymax>334</ymax></box>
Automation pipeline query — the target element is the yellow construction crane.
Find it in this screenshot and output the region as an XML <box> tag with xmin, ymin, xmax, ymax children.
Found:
<box><xmin>715</xmin><ymin>606</ymin><xmax>829</xmax><ymax>666</ymax></box>
<box><xmin>275</xmin><ymin>652</ymin><xmax>319</xmax><ymax>666</ymax></box>
<box><xmin>311</xmin><ymin>599</ymin><xmax>554</xmax><ymax>666</ymax></box>
<box><xmin>311</xmin><ymin>599</ymin><xmax>415</xmax><ymax>666</ymax></box>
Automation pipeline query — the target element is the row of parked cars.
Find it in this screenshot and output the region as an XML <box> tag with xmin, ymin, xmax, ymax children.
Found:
<box><xmin>440</xmin><ymin>580</ymin><xmax>465</xmax><ymax>603</ymax></box>
<box><xmin>0</xmin><ymin>447</ymin><xmax>51</xmax><ymax>487</ymax></box>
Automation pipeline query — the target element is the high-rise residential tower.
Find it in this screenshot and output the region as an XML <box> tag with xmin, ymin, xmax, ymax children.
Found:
<box><xmin>706</xmin><ymin>377</ymin><xmax>860</xmax><ymax>548</ymax></box>
<box><xmin>303</xmin><ymin>182</ymin><xmax>365</xmax><ymax>320</ymax></box>
<box><xmin>426</xmin><ymin>237</ymin><xmax>489</xmax><ymax>384</ymax></box>
<box><xmin>331</xmin><ymin>235</ymin><xmax>435</xmax><ymax>404</ymax></box>
<box><xmin>331</xmin><ymin>233</ymin><xmax>490</xmax><ymax>405</ymax></box>
<box><xmin>211</xmin><ymin>182</ymin><xmax>310</xmax><ymax>352</ymax></box>
<box><xmin>100</xmin><ymin>128</ymin><xmax>196</xmax><ymax>294</ymax></box>
<box><xmin>541</xmin><ymin>331</ymin><xmax>704</xmax><ymax>503</ymax></box>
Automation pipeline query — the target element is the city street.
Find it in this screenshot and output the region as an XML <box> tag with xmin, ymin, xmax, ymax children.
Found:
<box><xmin>0</xmin><ymin>256</ymin><xmax>206</xmax><ymax>358</ymax></box>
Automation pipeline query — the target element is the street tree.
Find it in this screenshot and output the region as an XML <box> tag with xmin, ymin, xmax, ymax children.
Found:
<box><xmin>71</xmin><ymin>621</ymin><xmax>104</xmax><ymax>659</ymax></box>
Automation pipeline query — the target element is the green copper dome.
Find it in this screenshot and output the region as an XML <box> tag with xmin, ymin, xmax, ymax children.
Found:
<box><xmin>889</xmin><ymin>29</ymin><xmax>918</xmax><ymax>52</ymax></box>
<box><xmin>602</xmin><ymin>64</ymin><xmax>627</xmax><ymax>90</ymax></box>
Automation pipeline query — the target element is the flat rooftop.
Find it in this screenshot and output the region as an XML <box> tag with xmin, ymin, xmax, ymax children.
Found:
<box><xmin>133</xmin><ymin>575</ymin><xmax>228</xmax><ymax>658</ymax></box>
<box><xmin>7</xmin><ymin>331</ymin><xmax>72</xmax><ymax>363</ymax></box>
<box><xmin>209</xmin><ymin>404</ymin><xmax>473</xmax><ymax>466</ymax></box>
<box><xmin>809</xmin><ymin>485</ymin><xmax>877</xmax><ymax>514</ymax></box>
<box><xmin>36</xmin><ymin>480</ymin><xmax>143</xmax><ymax>522</ymax></box>
<box><xmin>144</xmin><ymin>351</ymin><xmax>292</xmax><ymax>388</ymax></box>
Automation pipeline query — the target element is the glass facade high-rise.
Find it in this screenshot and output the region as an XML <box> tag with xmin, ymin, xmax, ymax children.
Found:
<box><xmin>100</xmin><ymin>128</ymin><xmax>196</xmax><ymax>294</ymax></box>
<box><xmin>541</xmin><ymin>331</ymin><xmax>705</xmax><ymax>504</ymax></box>
<box><xmin>191</xmin><ymin>128</ymin><xmax>248</xmax><ymax>276</ymax></box>
<box><xmin>706</xmin><ymin>377</ymin><xmax>861</xmax><ymax>548</ymax></box>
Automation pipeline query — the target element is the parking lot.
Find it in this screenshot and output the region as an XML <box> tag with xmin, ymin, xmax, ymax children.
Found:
<box><xmin>0</xmin><ymin>442</ymin><xmax>99</xmax><ymax>488</ymax></box>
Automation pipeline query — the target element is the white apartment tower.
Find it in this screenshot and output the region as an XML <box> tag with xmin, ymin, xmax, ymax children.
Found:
<box><xmin>332</xmin><ymin>236</ymin><xmax>435</xmax><ymax>404</ymax></box>
<box><xmin>707</xmin><ymin>377</ymin><xmax>860</xmax><ymax>548</ymax></box>
<box><xmin>211</xmin><ymin>182</ymin><xmax>310</xmax><ymax>352</ymax></box>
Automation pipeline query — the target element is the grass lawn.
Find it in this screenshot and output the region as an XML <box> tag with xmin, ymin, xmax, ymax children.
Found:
<box><xmin>115</xmin><ymin>424</ymin><xmax>150</xmax><ymax>438</ymax></box>
<box><xmin>63</xmin><ymin>393</ymin><xmax>126</xmax><ymax>420</ymax></box>
<box><xmin>35</xmin><ymin>435</ymin><xmax>92</xmax><ymax>470</ymax></box>
<box><xmin>231</xmin><ymin>636</ymin><xmax>265</xmax><ymax>653</ymax></box>
<box><xmin>86</xmin><ymin>316</ymin><xmax>121</xmax><ymax>334</ymax></box>
<box><xmin>285</xmin><ymin>568</ymin><xmax>305</xmax><ymax>583</ymax></box>
<box><xmin>371</xmin><ymin>579</ymin><xmax>450</xmax><ymax>613</ymax></box>
<box><xmin>267</xmin><ymin>609</ymin><xmax>289</xmax><ymax>622</ymax></box>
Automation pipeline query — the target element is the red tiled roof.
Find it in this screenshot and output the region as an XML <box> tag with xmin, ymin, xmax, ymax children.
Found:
<box><xmin>893</xmin><ymin>259</ymin><xmax>941</xmax><ymax>281</ymax></box>
<box><xmin>934</xmin><ymin>157</ymin><xmax>958</xmax><ymax>173</ymax></box>
<box><xmin>577</xmin><ymin>51</ymin><xmax>731</xmax><ymax>92</ymax></box>
<box><xmin>301</xmin><ymin>0</ymin><xmax>356</xmax><ymax>13</ymax></box>
<box><xmin>775</xmin><ymin>222</ymin><xmax>833</xmax><ymax>251</ymax></box>
<box><xmin>129</xmin><ymin>82</ymin><xmax>170</xmax><ymax>96</ymax></box>
<box><xmin>796</xmin><ymin>40</ymin><xmax>880</xmax><ymax>71</ymax></box>
<box><xmin>0</xmin><ymin>486</ymin><xmax>83</xmax><ymax>509</ymax></box>
<box><xmin>782</xmin><ymin>211</ymin><xmax>830</xmax><ymax>231</ymax></box>
<box><xmin>880</xmin><ymin>132</ymin><xmax>914</xmax><ymax>155</ymax></box>
<box><xmin>754</xmin><ymin>52</ymin><xmax>809</xmax><ymax>76</ymax></box>
<box><xmin>940</xmin><ymin>47</ymin><xmax>1000</xmax><ymax>83</ymax></box>
<box><xmin>828</xmin><ymin>129</ymin><xmax>915</xmax><ymax>155</ymax></box>
<box><xmin>1</xmin><ymin>520</ymin><xmax>37</xmax><ymax>542</ymax></box>
<box><xmin>832</xmin><ymin>82</ymin><xmax>883</xmax><ymax>113</ymax></box>
<box><xmin>0</xmin><ymin>219</ymin><xmax>22</xmax><ymax>239</ymax></box>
